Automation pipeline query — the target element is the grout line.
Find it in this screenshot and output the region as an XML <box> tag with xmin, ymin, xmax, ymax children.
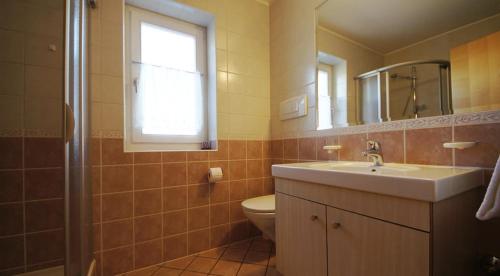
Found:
<box><xmin>160</xmin><ymin>152</ymin><xmax>165</xmax><ymax>262</ymax></box>
<box><xmin>132</xmin><ymin>151</ymin><xmax>136</xmax><ymax>270</ymax></box>
<box><xmin>451</xmin><ymin>122</ymin><xmax>456</xmax><ymax>167</ymax></box>
<box><xmin>22</xmin><ymin>136</ymin><xmax>27</xmax><ymax>272</ymax></box>
<box><xmin>403</xmin><ymin>128</ymin><xmax>407</xmax><ymax>164</ymax></box>
<box><xmin>99</xmin><ymin>138</ymin><xmax>104</xmax><ymax>276</ymax></box>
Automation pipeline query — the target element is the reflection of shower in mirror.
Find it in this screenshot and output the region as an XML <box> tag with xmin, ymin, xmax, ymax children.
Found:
<box><xmin>354</xmin><ymin>59</ymin><xmax>452</xmax><ymax>124</ymax></box>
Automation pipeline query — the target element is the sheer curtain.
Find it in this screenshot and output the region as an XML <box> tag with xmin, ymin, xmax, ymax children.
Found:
<box><xmin>136</xmin><ymin>63</ymin><xmax>203</xmax><ymax>137</ymax></box>
<box><xmin>318</xmin><ymin>69</ymin><xmax>333</xmax><ymax>130</ymax></box>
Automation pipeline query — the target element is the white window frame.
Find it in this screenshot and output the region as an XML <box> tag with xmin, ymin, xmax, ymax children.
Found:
<box><xmin>317</xmin><ymin>63</ymin><xmax>333</xmax><ymax>130</ymax></box>
<box><xmin>124</xmin><ymin>5</ymin><xmax>209</xmax><ymax>151</ymax></box>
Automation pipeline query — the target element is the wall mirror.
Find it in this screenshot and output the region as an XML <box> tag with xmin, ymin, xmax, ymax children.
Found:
<box><xmin>315</xmin><ymin>0</ymin><xmax>500</xmax><ymax>129</ymax></box>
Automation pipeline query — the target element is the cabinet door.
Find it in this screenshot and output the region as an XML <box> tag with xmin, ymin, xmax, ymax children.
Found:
<box><xmin>276</xmin><ymin>193</ymin><xmax>327</xmax><ymax>276</ymax></box>
<box><xmin>327</xmin><ymin>206</ymin><xmax>429</xmax><ymax>276</ymax></box>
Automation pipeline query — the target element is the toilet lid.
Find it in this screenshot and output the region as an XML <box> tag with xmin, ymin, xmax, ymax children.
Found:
<box><xmin>241</xmin><ymin>194</ymin><xmax>275</xmax><ymax>213</ymax></box>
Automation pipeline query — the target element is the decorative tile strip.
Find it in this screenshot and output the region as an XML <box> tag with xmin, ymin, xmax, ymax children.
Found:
<box><xmin>453</xmin><ymin>112</ymin><xmax>482</xmax><ymax>126</ymax></box>
<box><xmin>453</xmin><ymin>110</ymin><xmax>500</xmax><ymax>126</ymax></box>
<box><xmin>0</xmin><ymin>128</ymin><xmax>23</xmax><ymax>137</ymax></box>
<box><xmin>101</xmin><ymin>130</ymin><xmax>123</xmax><ymax>139</ymax></box>
<box><xmin>333</xmin><ymin>124</ymin><xmax>368</xmax><ymax>136</ymax></box>
<box><xmin>24</xmin><ymin>129</ymin><xmax>62</xmax><ymax>138</ymax></box>
<box><xmin>91</xmin><ymin>129</ymin><xmax>101</xmax><ymax>138</ymax></box>
<box><xmin>366</xmin><ymin>120</ymin><xmax>404</xmax><ymax>133</ymax></box>
<box><xmin>480</xmin><ymin>110</ymin><xmax>500</xmax><ymax>124</ymax></box>
<box><xmin>404</xmin><ymin>115</ymin><xmax>452</xmax><ymax>129</ymax></box>
<box><xmin>293</xmin><ymin>109</ymin><xmax>499</xmax><ymax>139</ymax></box>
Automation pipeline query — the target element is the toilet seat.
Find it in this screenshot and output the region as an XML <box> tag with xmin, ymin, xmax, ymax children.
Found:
<box><xmin>241</xmin><ymin>194</ymin><xmax>275</xmax><ymax>213</ymax></box>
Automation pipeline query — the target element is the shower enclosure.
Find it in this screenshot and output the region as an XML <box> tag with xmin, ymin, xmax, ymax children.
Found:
<box><xmin>0</xmin><ymin>0</ymin><xmax>92</xmax><ymax>275</ymax></box>
<box><xmin>355</xmin><ymin>59</ymin><xmax>452</xmax><ymax>124</ymax></box>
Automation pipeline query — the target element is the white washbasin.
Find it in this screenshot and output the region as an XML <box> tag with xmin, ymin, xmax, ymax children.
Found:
<box><xmin>307</xmin><ymin>162</ymin><xmax>420</xmax><ymax>173</ymax></box>
<box><xmin>272</xmin><ymin>161</ymin><xmax>483</xmax><ymax>202</ymax></box>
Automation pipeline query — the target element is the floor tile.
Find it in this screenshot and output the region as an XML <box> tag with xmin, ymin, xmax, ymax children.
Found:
<box><xmin>249</xmin><ymin>240</ymin><xmax>272</xmax><ymax>253</ymax></box>
<box><xmin>181</xmin><ymin>271</ymin><xmax>207</xmax><ymax>276</ymax></box>
<box><xmin>265</xmin><ymin>267</ymin><xmax>279</xmax><ymax>276</ymax></box>
<box><xmin>210</xmin><ymin>260</ymin><xmax>241</xmax><ymax>276</ymax></box>
<box><xmin>243</xmin><ymin>251</ymin><xmax>269</xmax><ymax>266</ymax></box>
<box><xmin>119</xmin><ymin>236</ymin><xmax>277</xmax><ymax>276</ymax></box>
<box><xmin>228</xmin><ymin>240</ymin><xmax>251</xmax><ymax>250</ymax></box>
<box><xmin>220</xmin><ymin>248</ymin><xmax>247</xmax><ymax>262</ymax></box>
<box><xmin>197</xmin><ymin>247</ymin><xmax>227</xmax><ymax>259</ymax></box>
<box><xmin>125</xmin><ymin>266</ymin><xmax>160</xmax><ymax>276</ymax></box>
<box><xmin>154</xmin><ymin>267</ymin><xmax>183</xmax><ymax>276</ymax></box>
<box><xmin>186</xmin><ymin>257</ymin><xmax>217</xmax><ymax>273</ymax></box>
<box><xmin>267</xmin><ymin>255</ymin><xmax>275</xmax><ymax>268</ymax></box>
<box><xmin>237</xmin><ymin>264</ymin><xmax>266</xmax><ymax>276</ymax></box>
<box><xmin>162</xmin><ymin>256</ymin><xmax>196</xmax><ymax>270</ymax></box>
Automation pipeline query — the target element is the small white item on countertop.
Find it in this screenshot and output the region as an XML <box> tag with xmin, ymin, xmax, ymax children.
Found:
<box><xmin>443</xmin><ymin>141</ymin><xmax>477</xmax><ymax>150</ymax></box>
<box><xmin>208</xmin><ymin>167</ymin><xmax>223</xmax><ymax>183</ymax></box>
<box><xmin>476</xmin><ymin>155</ymin><xmax>500</xmax><ymax>221</ymax></box>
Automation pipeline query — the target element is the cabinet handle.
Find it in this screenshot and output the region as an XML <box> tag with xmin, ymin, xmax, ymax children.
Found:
<box><xmin>310</xmin><ymin>215</ymin><xmax>318</xmax><ymax>221</ymax></box>
<box><xmin>332</xmin><ymin>222</ymin><xmax>341</xmax><ymax>229</ymax></box>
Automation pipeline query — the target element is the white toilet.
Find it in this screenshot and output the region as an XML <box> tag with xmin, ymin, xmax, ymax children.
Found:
<box><xmin>241</xmin><ymin>194</ymin><xmax>276</xmax><ymax>241</ymax></box>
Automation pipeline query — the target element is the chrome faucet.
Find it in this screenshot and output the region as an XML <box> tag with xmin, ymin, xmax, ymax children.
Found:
<box><xmin>363</xmin><ymin>140</ymin><xmax>384</xmax><ymax>166</ymax></box>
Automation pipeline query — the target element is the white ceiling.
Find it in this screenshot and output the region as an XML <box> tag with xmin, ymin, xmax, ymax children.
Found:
<box><xmin>318</xmin><ymin>0</ymin><xmax>500</xmax><ymax>54</ymax></box>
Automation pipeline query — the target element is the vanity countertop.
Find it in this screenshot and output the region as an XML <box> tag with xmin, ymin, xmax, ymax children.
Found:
<box><xmin>272</xmin><ymin>161</ymin><xmax>483</xmax><ymax>202</ymax></box>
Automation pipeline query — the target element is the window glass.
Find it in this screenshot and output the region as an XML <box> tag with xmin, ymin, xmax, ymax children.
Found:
<box><xmin>141</xmin><ymin>23</ymin><xmax>197</xmax><ymax>72</ymax></box>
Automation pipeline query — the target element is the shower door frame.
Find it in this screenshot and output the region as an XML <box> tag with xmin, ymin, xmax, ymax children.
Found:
<box><xmin>64</xmin><ymin>0</ymin><xmax>94</xmax><ymax>275</ymax></box>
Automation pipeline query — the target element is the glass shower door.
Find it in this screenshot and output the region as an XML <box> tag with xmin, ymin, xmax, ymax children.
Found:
<box><xmin>64</xmin><ymin>0</ymin><xmax>93</xmax><ymax>275</ymax></box>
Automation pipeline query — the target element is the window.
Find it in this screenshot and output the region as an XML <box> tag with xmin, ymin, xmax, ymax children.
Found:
<box><xmin>317</xmin><ymin>63</ymin><xmax>333</xmax><ymax>130</ymax></box>
<box><xmin>125</xmin><ymin>5</ymin><xmax>214</xmax><ymax>151</ymax></box>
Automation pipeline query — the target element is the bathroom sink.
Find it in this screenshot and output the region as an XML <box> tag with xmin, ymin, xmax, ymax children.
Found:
<box><xmin>307</xmin><ymin>162</ymin><xmax>420</xmax><ymax>173</ymax></box>
<box><xmin>272</xmin><ymin>161</ymin><xmax>483</xmax><ymax>202</ymax></box>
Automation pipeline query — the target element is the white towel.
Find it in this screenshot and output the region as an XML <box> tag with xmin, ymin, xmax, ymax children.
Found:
<box><xmin>476</xmin><ymin>155</ymin><xmax>500</xmax><ymax>221</ymax></box>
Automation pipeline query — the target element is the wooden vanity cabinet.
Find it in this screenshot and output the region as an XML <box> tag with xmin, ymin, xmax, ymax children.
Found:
<box><xmin>327</xmin><ymin>207</ymin><xmax>429</xmax><ymax>276</ymax></box>
<box><xmin>276</xmin><ymin>193</ymin><xmax>328</xmax><ymax>276</ymax></box>
<box><xmin>275</xmin><ymin>178</ymin><xmax>479</xmax><ymax>276</ymax></box>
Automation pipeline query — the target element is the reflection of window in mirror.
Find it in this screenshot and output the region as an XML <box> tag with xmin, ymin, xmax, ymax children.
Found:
<box><xmin>317</xmin><ymin>63</ymin><xmax>333</xmax><ymax>130</ymax></box>
<box><xmin>317</xmin><ymin>52</ymin><xmax>347</xmax><ymax>130</ymax></box>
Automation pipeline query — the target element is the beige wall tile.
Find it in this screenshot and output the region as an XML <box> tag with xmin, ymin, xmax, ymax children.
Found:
<box><xmin>89</xmin><ymin>45</ymin><xmax>101</xmax><ymax>74</ymax></box>
<box><xmin>216</xmin><ymin>28</ymin><xmax>227</xmax><ymax>50</ymax></box>
<box><xmin>101</xmin><ymin>103</ymin><xmax>123</xmax><ymax>131</ymax></box>
<box><xmin>24</xmin><ymin>98</ymin><xmax>62</xmax><ymax>133</ymax></box>
<box><xmin>101</xmin><ymin>0</ymin><xmax>124</xmax><ymax>24</ymax></box>
<box><xmin>24</xmin><ymin>4</ymin><xmax>64</xmax><ymax>37</ymax></box>
<box><xmin>0</xmin><ymin>0</ymin><xmax>25</xmax><ymax>32</ymax></box>
<box><xmin>100</xmin><ymin>75</ymin><xmax>123</xmax><ymax>104</ymax></box>
<box><xmin>25</xmin><ymin>66</ymin><xmax>63</xmax><ymax>100</ymax></box>
<box><xmin>101</xmin><ymin>46</ymin><xmax>123</xmax><ymax>77</ymax></box>
<box><xmin>0</xmin><ymin>63</ymin><xmax>24</xmax><ymax>95</ymax></box>
<box><xmin>92</xmin><ymin>102</ymin><xmax>103</xmax><ymax>132</ymax></box>
<box><xmin>0</xmin><ymin>30</ymin><xmax>24</xmax><ymax>63</ymax></box>
<box><xmin>90</xmin><ymin>74</ymin><xmax>102</xmax><ymax>102</ymax></box>
<box><xmin>24</xmin><ymin>34</ymin><xmax>64</xmax><ymax>68</ymax></box>
<box><xmin>216</xmin><ymin>49</ymin><xmax>228</xmax><ymax>71</ymax></box>
<box><xmin>0</xmin><ymin>95</ymin><xmax>23</xmax><ymax>130</ymax></box>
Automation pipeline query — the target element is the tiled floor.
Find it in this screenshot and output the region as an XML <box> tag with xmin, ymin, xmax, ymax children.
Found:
<box><xmin>122</xmin><ymin>236</ymin><xmax>278</xmax><ymax>276</ymax></box>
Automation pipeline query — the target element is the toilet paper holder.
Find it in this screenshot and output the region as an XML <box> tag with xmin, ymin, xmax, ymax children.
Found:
<box><xmin>208</xmin><ymin>167</ymin><xmax>223</xmax><ymax>183</ymax></box>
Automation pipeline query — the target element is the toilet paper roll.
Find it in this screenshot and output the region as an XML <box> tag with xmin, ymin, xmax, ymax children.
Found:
<box><xmin>208</xmin><ymin>167</ymin><xmax>223</xmax><ymax>183</ymax></box>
